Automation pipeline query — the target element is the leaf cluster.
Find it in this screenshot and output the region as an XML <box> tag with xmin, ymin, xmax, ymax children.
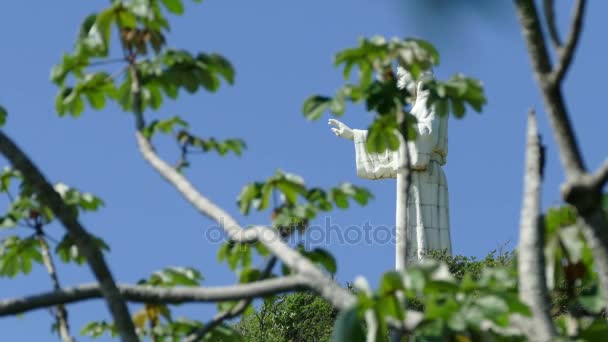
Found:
<box><xmin>303</xmin><ymin>36</ymin><xmax>486</xmax><ymax>153</ymax></box>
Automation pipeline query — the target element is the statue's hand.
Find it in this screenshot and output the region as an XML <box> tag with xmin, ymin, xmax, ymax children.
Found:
<box><xmin>328</xmin><ymin>119</ymin><xmax>354</xmax><ymax>141</ymax></box>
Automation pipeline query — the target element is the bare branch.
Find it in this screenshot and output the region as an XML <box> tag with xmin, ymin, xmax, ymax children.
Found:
<box><xmin>552</xmin><ymin>0</ymin><xmax>587</xmax><ymax>83</ymax></box>
<box><xmin>136</xmin><ymin>133</ymin><xmax>258</xmax><ymax>244</ymax></box>
<box><xmin>513</xmin><ymin>0</ymin><xmax>585</xmax><ymax>178</ymax></box>
<box><xmin>517</xmin><ymin>110</ymin><xmax>556</xmax><ymax>341</ymax></box>
<box><xmin>136</xmin><ymin>130</ymin><xmax>358</xmax><ymax>311</ymax></box>
<box><xmin>514</xmin><ymin>0</ymin><xmax>608</xmax><ymax>312</ymax></box>
<box><xmin>128</xmin><ymin>63</ymin><xmax>145</xmax><ymax>132</ymax></box>
<box><xmin>513</xmin><ymin>0</ymin><xmax>553</xmax><ymax>77</ymax></box>
<box><xmin>0</xmin><ymin>130</ymin><xmax>139</xmax><ymax>342</ymax></box>
<box><xmin>592</xmin><ymin>160</ymin><xmax>608</xmax><ymax>189</ymax></box>
<box><xmin>185</xmin><ymin>257</ymin><xmax>278</xmax><ymax>342</ymax></box>
<box><xmin>542</xmin><ymin>0</ymin><xmax>562</xmax><ymax>49</ymax></box>
<box><xmin>35</xmin><ymin>224</ymin><xmax>74</xmax><ymax>342</ymax></box>
<box><xmin>0</xmin><ymin>276</ymin><xmax>306</xmax><ymax>317</ymax></box>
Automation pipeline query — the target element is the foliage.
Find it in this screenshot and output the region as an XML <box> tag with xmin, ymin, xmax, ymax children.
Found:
<box><xmin>234</xmin><ymin>292</ymin><xmax>339</xmax><ymax>342</ymax></box>
<box><xmin>81</xmin><ymin>266</ymin><xmax>241</xmax><ymax>341</ymax></box>
<box><xmin>0</xmin><ymin>1</ymin><xmax>606</xmax><ymax>341</ymax></box>
<box><xmin>303</xmin><ymin>36</ymin><xmax>486</xmax><ymax>153</ymax></box>
<box><xmin>234</xmin><ymin>251</ymin><xmax>516</xmax><ymax>341</ymax></box>
<box><xmin>0</xmin><ymin>166</ymin><xmax>108</xmax><ymax>279</ymax></box>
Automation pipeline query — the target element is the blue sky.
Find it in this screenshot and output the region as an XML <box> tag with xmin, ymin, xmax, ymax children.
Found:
<box><xmin>0</xmin><ymin>0</ymin><xmax>606</xmax><ymax>340</ymax></box>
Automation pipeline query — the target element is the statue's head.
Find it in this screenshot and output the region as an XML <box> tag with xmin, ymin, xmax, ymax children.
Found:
<box><xmin>397</xmin><ymin>66</ymin><xmax>433</xmax><ymax>99</ymax></box>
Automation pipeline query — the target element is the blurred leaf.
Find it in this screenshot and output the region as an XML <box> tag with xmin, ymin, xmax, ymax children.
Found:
<box><xmin>365</xmin><ymin>114</ymin><xmax>400</xmax><ymax>153</ymax></box>
<box><xmin>55</xmin><ymin>233</ymin><xmax>109</xmax><ymax>265</ymax></box>
<box><xmin>160</xmin><ymin>0</ymin><xmax>185</xmax><ymax>14</ymax></box>
<box><xmin>217</xmin><ymin>242</ymin><xmax>252</xmax><ymax>271</ymax></box>
<box><xmin>239</xmin><ymin>268</ymin><xmax>262</xmax><ymax>283</ymax></box>
<box><xmin>303</xmin><ymin>95</ymin><xmax>332</xmax><ymax>121</ymax></box>
<box><xmin>201</xmin><ymin>324</ymin><xmax>241</xmax><ymax>342</ymax></box>
<box><xmin>80</xmin><ymin>321</ymin><xmax>117</xmax><ymax>338</ymax></box>
<box><xmin>0</xmin><ymin>105</ymin><xmax>7</xmax><ymax>126</ymax></box>
<box><xmin>0</xmin><ymin>236</ymin><xmax>43</xmax><ymax>277</ymax></box>
<box><xmin>300</xmin><ymin>247</ymin><xmax>337</xmax><ymax>275</ymax></box>
<box><xmin>237</xmin><ymin>183</ymin><xmax>261</xmax><ymax>215</ymax></box>
<box><xmin>379</xmin><ymin>271</ymin><xmax>405</xmax><ymax>296</ymax></box>
<box><xmin>143</xmin><ymin>116</ymin><xmax>189</xmax><ymax>139</ymax></box>
<box><xmin>146</xmin><ymin>266</ymin><xmax>203</xmax><ymax>287</ymax></box>
<box><xmin>54</xmin><ymin>182</ymin><xmax>104</xmax><ymax>213</ymax></box>
<box><xmin>331</xmin><ymin>306</ymin><xmax>365</xmax><ymax>342</ymax></box>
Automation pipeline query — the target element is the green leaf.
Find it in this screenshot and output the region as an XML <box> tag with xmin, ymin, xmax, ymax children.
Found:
<box><xmin>85</xmin><ymin>91</ymin><xmax>106</xmax><ymax>110</ymax></box>
<box><xmin>237</xmin><ymin>183</ymin><xmax>260</xmax><ymax>215</ymax></box>
<box><xmin>450</xmin><ymin>98</ymin><xmax>465</xmax><ymax>118</ymax></box>
<box><xmin>578</xmin><ymin>320</ymin><xmax>608</xmax><ymax>341</ymax></box>
<box><xmin>207</xmin><ymin>53</ymin><xmax>235</xmax><ymax>84</ymax></box>
<box><xmin>95</xmin><ymin>8</ymin><xmax>115</xmax><ymax>52</ymax></box>
<box><xmin>160</xmin><ymin>0</ymin><xmax>185</xmax><ymax>14</ymax></box>
<box><xmin>80</xmin><ymin>321</ymin><xmax>117</xmax><ymax>338</ymax></box>
<box><xmin>331</xmin><ymin>189</ymin><xmax>349</xmax><ymax>209</ymax></box>
<box><xmin>0</xmin><ymin>236</ymin><xmax>43</xmax><ymax>277</ymax></box>
<box><xmin>379</xmin><ymin>271</ymin><xmax>404</xmax><ymax>295</ymax></box>
<box><xmin>303</xmin><ymin>95</ymin><xmax>331</xmax><ymax>120</ymax></box>
<box><xmin>147</xmin><ymin>266</ymin><xmax>203</xmax><ymax>287</ymax></box>
<box><xmin>55</xmin><ymin>233</ymin><xmax>110</xmax><ymax>265</ymax></box>
<box><xmin>239</xmin><ymin>268</ymin><xmax>262</xmax><ymax>283</ymax></box>
<box><xmin>223</xmin><ymin>139</ymin><xmax>246</xmax><ymax>156</ymax></box>
<box><xmin>0</xmin><ymin>105</ymin><xmax>7</xmax><ymax>126</ymax></box>
<box><xmin>201</xmin><ymin>324</ymin><xmax>241</xmax><ymax>342</ymax></box>
<box><xmin>302</xmin><ymin>247</ymin><xmax>337</xmax><ymax>275</ymax></box>
<box><xmin>365</xmin><ymin>114</ymin><xmax>399</xmax><ymax>153</ymax></box>
<box><xmin>259</xmin><ymin>183</ymin><xmax>273</xmax><ymax>211</ymax></box>
<box><xmin>143</xmin><ymin>116</ymin><xmax>189</xmax><ymax>139</ymax></box>
<box><xmin>117</xmin><ymin>10</ymin><xmax>137</xmax><ymax>28</ymax></box>
<box><xmin>474</xmin><ymin>295</ymin><xmax>509</xmax><ymax>324</ymax></box>
<box><xmin>331</xmin><ymin>306</ymin><xmax>365</xmax><ymax>342</ymax></box>
<box><xmin>54</xmin><ymin>183</ymin><xmax>104</xmax><ymax>213</ymax></box>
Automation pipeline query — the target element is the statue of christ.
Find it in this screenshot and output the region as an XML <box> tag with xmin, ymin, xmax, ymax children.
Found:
<box><xmin>328</xmin><ymin>67</ymin><xmax>451</xmax><ymax>267</ymax></box>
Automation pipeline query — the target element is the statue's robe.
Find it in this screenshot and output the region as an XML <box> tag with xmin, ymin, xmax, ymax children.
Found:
<box><xmin>352</xmin><ymin>91</ymin><xmax>451</xmax><ymax>264</ymax></box>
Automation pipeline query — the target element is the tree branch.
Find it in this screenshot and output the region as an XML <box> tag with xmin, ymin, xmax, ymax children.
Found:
<box><xmin>0</xmin><ymin>130</ymin><xmax>139</xmax><ymax>342</ymax></box>
<box><xmin>514</xmin><ymin>0</ymin><xmax>608</xmax><ymax>312</ymax></box>
<box><xmin>517</xmin><ymin>110</ymin><xmax>556</xmax><ymax>341</ymax></box>
<box><xmin>552</xmin><ymin>0</ymin><xmax>587</xmax><ymax>83</ymax></box>
<box><xmin>542</xmin><ymin>0</ymin><xmax>562</xmax><ymax>49</ymax></box>
<box><xmin>513</xmin><ymin>0</ymin><xmax>585</xmax><ymax>178</ymax></box>
<box><xmin>35</xmin><ymin>223</ymin><xmax>74</xmax><ymax>342</ymax></box>
<box><xmin>0</xmin><ymin>276</ymin><xmax>306</xmax><ymax>317</ymax></box>
<box><xmin>136</xmin><ymin>133</ymin><xmax>258</xmax><ymax>244</ymax></box>
<box><xmin>136</xmin><ymin>130</ymin><xmax>358</xmax><ymax>310</ymax></box>
<box><xmin>591</xmin><ymin>160</ymin><xmax>608</xmax><ymax>189</ymax></box>
<box><xmin>513</xmin><ymin>0</ymin><xmax>554</xmax><ymax>77</ymax></box>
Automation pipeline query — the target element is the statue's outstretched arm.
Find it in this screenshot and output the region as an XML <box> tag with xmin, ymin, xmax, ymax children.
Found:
<box><xmin>328</xmin><ymin>119</ymin><xmax>354</xmax><ymax>141</ymax></box>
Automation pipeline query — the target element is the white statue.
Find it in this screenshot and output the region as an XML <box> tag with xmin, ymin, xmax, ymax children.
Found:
<box><xmin>328</xmin><ymin>67</ymin><xmax>451</xmax><ymax>266</ymax></box>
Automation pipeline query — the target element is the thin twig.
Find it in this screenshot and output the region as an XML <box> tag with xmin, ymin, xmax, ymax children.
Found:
<box><xmin>542</xmin><ymin>0</ymin><xmax>562</xmax><ymax>49</ymax></box>
<box><xmin>552</xmin><ymin>0</ymin><xmax>587</xmax><ymax>83</ymax></box>
<box><xmin>136</xmin><ymin>132</ymin><xmax>258</xmax><ymax>244</ymax></box>
<box><xmin>34</xmin><ymin>222</ymin><xmax>74</xmax><ymax>342</ymax></box>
